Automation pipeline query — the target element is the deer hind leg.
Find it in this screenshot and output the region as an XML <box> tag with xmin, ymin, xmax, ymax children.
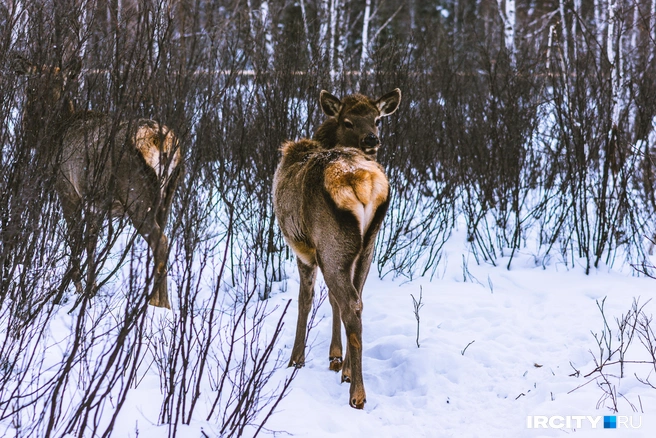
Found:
<box><xmin>128</xmin><ymin>204</ymin><xmax>171</xmax><ymax>309</ymax></box>
<box><xmin>337</xmin><ymin>206</ymin><xmax>387</xmax><ymax>396</ymax></box>
<box><xmin>83</xmin><ymin>212</ymin><xmax>103</xmax><ymax>298</ymax></box>
<box><xmin>328</xmin><ymin>291</ymin><xmax>343</xmax><ymax>371</ymax></box>
<box><xmin>322</xmin><ymin>262</ymin><xmax>366</xmax><ymax>409</ymax></box>
<box><xmin>353</xmin><ymin>203</ymin><xmax>387</xmax><ymax>295</ymax></box>
<box><xmin>289</xmin><ymin>257</ymin><xmax>317</xmax><ymax>368</ymax></box>
<box><xmin>339</xmin><ymin>242</ymin><xmax>374</xmax><ymax>384</ymax></box>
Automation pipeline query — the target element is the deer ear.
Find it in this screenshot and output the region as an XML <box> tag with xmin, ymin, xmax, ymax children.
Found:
<box><xmin>320</xmin><ymin>90</ymin><xmax>342</xmax><ymax>117</ymax></box>
<box><xmin>376</xmin><ymin>88</ymin><xmax>402</xmax><ymax>116</ymax></box>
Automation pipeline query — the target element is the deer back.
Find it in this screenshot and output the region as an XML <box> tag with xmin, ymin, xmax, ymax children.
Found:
<box><xmin>14</xmin><ymin>59</ymin><xmax>181</xmax><ymax>214</ymax></box>
<box><xmin>58</xmin><ymin>114</ymin><xmax>181</xmax><ymax>213</ymax></box>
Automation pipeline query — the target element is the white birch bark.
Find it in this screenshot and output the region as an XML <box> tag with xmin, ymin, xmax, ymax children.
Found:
<box><xmin>359</xmin><ymin>0</ymin><xmax>372</xmax><ymax>78</ymax></box>
<box><xmin>630</xmin><ymin>0</ymin><xmax>639</xmax><ymax>52</ymax></box>
<box><xmin>546</xmin><ymin>24</ymin><xmax>556</xmax><ymax>71</ymax></box>
<box><xmin>329</xmin><ymin>0</ymin><xmax>338</xmax><ymax>83</ymax></box>
<box><xmin>336</xmin><ymin>0</ymin><xmax>347</xmax><ymax>73</ymax></box>
<box><xmin>607</xmin><ymin>0</ymin><xmax>621</xmax><ymax>130</ymax></box>
<box><xmin>651</xmin><ymin>0</ymin><xmax>656</xmax><ymax>62</ymax></box>
<box><xmin>246</xmin><ymin>0</ymin><xmax>274</xmax><ymax>68</ymax></box>
<box><xmin>594</xmin><ymin>0</ymin><xmax>605</xmax><ymax>59</ymax></box>
<box><xmin>260</xmin><ymin>1</ymin><xmax>275</xmax><ymax>67</ymax></box>
<box><xmin>11</xmin><ymin>0</ymin><xmax>27</xmax><ymax>48</ymax></box>
<box><xmin>572</xmin><ymin>0</ymin><xmax>580</xmax><ymax>59</ymax></box>
<box><xmin>496</xmin><ymin>0</ymin><xmax>516</xmax><ymax>65</ymax></box>
<box><xmin>299</xmin><ymin>0</ymin><xmax>313</xmax><ymax>59</ymax></box>
<box><xmin>246</xmin><ymin>0</ymin><xmax>258</xmax><ymax>46</ymax></box>
<box><xmin>559</xmin><ymin>0</ymin><xmax>569</xmax><ymax>65</ymax></box>
<box><xmin>319</xmin><ymin>0</ymin><xmax>329</xmax><ymax>50</ymax></box>
<box><xmin>505</xmin><ymin>0</ymin><xmax>516</xmax><ymax>63</ymax></box>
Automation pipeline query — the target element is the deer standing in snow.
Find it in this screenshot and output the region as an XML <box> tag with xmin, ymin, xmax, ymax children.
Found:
<box><xmin>15</xmin><ymin>59</ymin><xmax>182</xmax><ymax>308</ymax></box>
<box><xmin>273</xmin><ymin>88</ymin><xmax>401</xmax><ymax>409</ymax></box>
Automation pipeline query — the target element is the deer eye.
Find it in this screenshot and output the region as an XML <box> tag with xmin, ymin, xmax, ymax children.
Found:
<box><xmin>375</xmin><ymin>118</ymin><xmax>381</xmax><ymax>126</ymax></box>
<box><xmin>343</xmin><ymin>120</ymin><xmax>354</xmax><ymax>129</ymax></box>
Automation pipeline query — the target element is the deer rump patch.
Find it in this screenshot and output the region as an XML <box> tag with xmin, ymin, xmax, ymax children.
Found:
<box><xmin>134</xmin><ymin>122</ymin><xmax>181</xmax><ymax>194</ymax></box>
<box><xmin>324</xmin><ymin>156</ymin><xmax>389</xmax><ymax>235</ymax></box>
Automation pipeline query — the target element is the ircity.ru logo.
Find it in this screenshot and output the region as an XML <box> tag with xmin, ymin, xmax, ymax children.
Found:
<box><xmin>526</xmin><ymin>415</ymin><xmax>642</xmax><ymax>429</ymax></box>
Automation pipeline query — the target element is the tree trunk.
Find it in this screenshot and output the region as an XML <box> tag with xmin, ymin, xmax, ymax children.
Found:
<box><xmin>359</xmin><ymin>0</ymin><xmax>372</xmax><ymax>84</ymax></box>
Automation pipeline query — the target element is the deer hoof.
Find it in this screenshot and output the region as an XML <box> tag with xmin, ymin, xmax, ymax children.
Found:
<box><xmin>149</xmin><ymin>295</ymin><xmax>171</xmax><ymax>309</ymax></box>
<box><xmin>85</xmin><ymin>282</ymin><xmax>98</xmax><ymax>298</ymax></box>
<box><xmin>73</xmin><ymin>280</ymin><xmax>84</xmax><ymax>294</ymax></box>
<box><xmin>350</xmin><ymin>395</ymin><xmax>366</xmax><ymax>410</ymax></box>
<box><xmin>329</xmin><ymin>356</ymin><xmax>343</xmax><ymax>371</ymax></box>
<box><xmin>341</xmin><ymin>374</ymin><xmax>351</xmax><ymax>383</ymax></box>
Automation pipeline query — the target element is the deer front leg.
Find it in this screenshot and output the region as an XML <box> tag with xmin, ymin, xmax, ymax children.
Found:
<box><xmin>328</xmin><ymin>291</ymin><xmax>343</xmax><ymax>371</ymax></box>
<box><xmin>84</xmin><ymin>213</ymin><xmax>102</xmax><ymax>298</ymax></box>
<box><xmin>289</xmin><ymin>258</ymin><xmax>317</xmax><ymax>368</ymax></box>
<box><xmin>58</xmin><ymin>192</ymin><xmax>84</xmax><ymax>300</ymax></box>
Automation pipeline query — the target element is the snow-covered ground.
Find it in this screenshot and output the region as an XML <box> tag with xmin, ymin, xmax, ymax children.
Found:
<box><xmin>4</xmin><ymin>227</ymin><xmax>656</xmax><ymax>437</ymax></box>
<box><xmin>261</xmin><ymin>233</ymin><xmax>656</xmax><ymax>437</ymax></box>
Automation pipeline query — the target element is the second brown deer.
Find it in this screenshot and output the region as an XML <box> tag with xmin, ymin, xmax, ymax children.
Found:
<box><xmin>15</xmin><ymin>59</ymin><xmax>182</xmax><ymax>309</ymax></box>
<box><xmin>273</xmin><ymin>88</ymin><xmax>401</xmax><ymax>409</ymax></box>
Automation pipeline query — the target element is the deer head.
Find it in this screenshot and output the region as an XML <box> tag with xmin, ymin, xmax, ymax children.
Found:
<box><xmin>12</xmin><ymin>55</ymin><xmax>80</xmax><ymax>138</ymax></box>
<box><xmin>317</xmin><ymin>88</ymin><xmax>401</xmax><ymax>155</ymax></box>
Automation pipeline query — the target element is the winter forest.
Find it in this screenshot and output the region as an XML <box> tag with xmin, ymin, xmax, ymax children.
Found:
<box><xmin>2</xmin><ymin>0</ymin><xmax>656</xmax><ymax>436</ymax></box>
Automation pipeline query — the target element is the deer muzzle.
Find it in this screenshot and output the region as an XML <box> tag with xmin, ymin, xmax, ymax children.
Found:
<box><xmin>363</xmin><ymin>133</ymin><xmax>380</xmax><ymax>148</ymax></box>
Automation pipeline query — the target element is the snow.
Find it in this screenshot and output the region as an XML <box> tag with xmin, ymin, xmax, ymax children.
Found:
<box><xmin>3</xmin><ymin>227</ymin><xmax>656</xmax><ymax>437</ymax></box>
<box><xmin>264</xmin><ymin>232</ymin><xmax>656</xmax><ymax>437</ymax></box>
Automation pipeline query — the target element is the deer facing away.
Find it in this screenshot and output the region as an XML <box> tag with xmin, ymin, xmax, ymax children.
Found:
<box><xmin>273</xmin><ymin>88</ymin><xmax>401</xmax><ymax>409</ymax></box>
<box><xmin>16</xmin><ymin>60</ymin><xmax>182</xmax><ymax>309</ymax></box>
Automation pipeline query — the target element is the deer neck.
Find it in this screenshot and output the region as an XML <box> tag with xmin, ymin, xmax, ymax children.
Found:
<box><xmin>313</xmin><ymin>118</ymin><xmax>339</xmax><ymax>149</ymax></box>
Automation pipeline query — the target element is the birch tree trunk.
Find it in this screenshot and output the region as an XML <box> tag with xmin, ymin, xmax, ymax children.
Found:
<box><xmin>319</xmin><ymin>0</ymin><xmax>329</xmax><ymax>49</ymax></box>
<box><xmin>299</xmin><ymin>0</ymin><xmax>312</xmax><ymax>59</ymax></box>
<box><xmin>607</xmin><ymin>0</ymin><xmax>619</xmax><ymax>127</ymax></box>
<box><xmin>630</xmin><ymin>0</ymin><xmax>639</xmax><ymax>53</ymax></box>
<box><xmin>329</xmin><ymin>0</ymin><xmax>338</xmax><ymax>83</ymax></box>
<box><xmin>11</xmin><ymin>1</ymin><xmax>26</xmax><ymax>49</ymax></box>
<box><xmin>505</xmin><ymin>0</ymin><xmax>516</xmax><ymax>64</ymax></box>
<box><xmin>246</xmin><ymin>0</ymin><xmax>258</xmax><ymax>48</ymax></box>
<box><xmin>571</xmin><ymin>0</ymin><xmax>580</xmax><ymax>59</ymax></box>
<box><xmin>497</xmin><ymin>0</ymin><xmax>516</xmax><ymax>65</ymax></box>
<box><xmin>246</xmin><ymin>0</ymin><xmax>274</xmax><ymax>69</ymax></box>
<box><xmin>546</xmin><ymin>24</ymin><xmax>556</xmax><ymax>71</ymax></box>
<box><xmin>594</xmin><ymin>0</ymin><xmax>605</xmax><ymax>59</ymax></box>
<box><xmin>359</xmin><ymin>0</ymin><xmax>372</xmax><ymax>84</ymax></box>
<box><xmin>260</xmin><ymin>1</ymin><xmax>275</xmax><ymax>68</ymax></box>
<box><xmin>650</xmin><ymin>0</ymin><xmax>656</xmax><ymax>62</ymax></box>
<box><xmin>336</xmin><ymin>0</ymin><xmax>347</xmax><ymax>75</ymax></box>
<box><xmin>653</xmin><ymin>0</ymin><xmax>656</xmax><ymax>40</ymax></box>
<box><xmin>559</xmin><ymin>0</ymin><xmax>569</xmax><ymax>65</ymax></box>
